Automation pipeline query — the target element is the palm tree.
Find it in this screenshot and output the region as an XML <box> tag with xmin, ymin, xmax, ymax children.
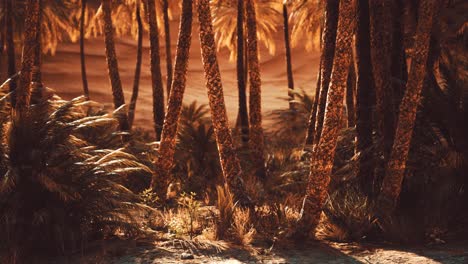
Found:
<box><xmin>15</xmin><ymin>0</ymin><xmax>40</xmax><ymax>116</ymax></box>
<box><xmin>5</xmin><ymin>0</ymin><xmax>17</xmax><ymax>107</ymax></box>
<box><xmin>282</xmin><ymin>1</ymin><xmax>295</xmax><ymax>109</ymax></box>
<box><xmin>32</xmin><ymin>0</ymin><xmax>43</xmax><ymax>87</ymax></box>
<box><xmin>296</xmin><ymin>0</ymin><xmax>355</xmax><ymax>238</ymax></box>
<box><xmin>246</xmin><ymin>0</ymin><xmax>266</xmax><ymax>179</ymax></box>
<box><xmin>236</xmin><ymin>0</ymin><xmax>249</xmax><ymax>146</ymax></box>
<box><xmin>146</xmin><ymin>0</ymin><xmax>165</xmax><ymax>140</ymax></box>
<box><xmin>355</xmin><ymin>0</ymin><xmax>375</xmax><ymax>196</ymax></box>
<box><xmin>377</xmin><ymin>0</ymin><xmax>437</xmax><ymax>214</ymax></box>
<box><xmin>346</xmin><ymin>62</ymin><xmax>356</xmax><ymax>128</ymax></box>
<box><xmin>101</xmin><ymin>0</ymin><xmax>130</xmax><ymax>131</ymax></box>
<box><xmin>152</xmin><ymin>0</ymin><xmax>193</xmax><ymax>199</ymax></box>
<box><xmin>197</xmin><ymin>0</ymin><xmax>250</xmax><ymax>205</ymax></box>
<box><xmin>128</xmin><ymin>0</ymin><xmax>143</xmax><ymax>128</ymax></box>
<box><xmin>162</xmin><ymin>0</ymin><xmax>173</xmax><ymax>98</ymax></box>
<box><xmin>80</xmin><ymin>0</ymin><xmax>90</xmax><ymax>99</ymax></box>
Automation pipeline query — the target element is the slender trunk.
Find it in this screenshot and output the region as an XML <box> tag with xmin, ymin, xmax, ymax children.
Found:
<box><xmin>355</xmin><ymin>0</ymin><xmax>376</xmax><ymax>196</ymax></box>
<box><xmin>377</xmin><ymin>0</ymin><xmax>436</xmax><ymax>214</ymax></box>
<box><xmin>369</xmin><ymin>0</ymin><xmax>395</xmax><ymax>157</ymax></box>
<box><xmin>313</xmin><ymin>0</ymin><xmax>339</xmax><ymax>145</ymax></box>
<box><xmin>6</xmin><ymin>0</ymin><xmax>16</xmax><ymax>107</ymax></box>
<box><xmin>346</xmin><ymin>62</ymin><xmax>356</xmax><ymax>128</ymax></box>
<box><xmin>152</xmin><ymin>0</ymin><xmax>193</xmax><ymax>198</ymax></box>
<box><xmin>102</xmin><ymin>0</ymin><xmax>129</xmax><ymax>131</ymax></box>
<box><xmin>162</xmin><ymin>0</ymin><xmax>173</xmax><ymax>98</ymax></box>
<box><xmin>246</xmin><ymin>0</ymin><xmax>266</xmax><ymax>180</ymax></box>
<box><xmin>32</xmin><ymin>0</ymin><xmax>42</xmax><ymax>86</ymax></box>
<box><xmin>197</xmin><ymin>0</ymin><xmax>250</xmax><ymax>205</ymax></box>
<box><xmin>283</xmin><ymin>3</ymin><xmax>294</xmax><ymax>109</ymax></box>
<box><xmin>80</xmin><ymin>0</ymin><xmax>90</xmax><ymax>99</ymax></box>
<box><xmin>296</xmin><ymin>0</ymin><xmax>355</xmax><ymax>238</ymax></box>
<box><xmin>236</xmin><ymin>0</ymin><xmax>249</xmax><ymax>146</ymax></box>
<box><xmin>15</xmin><ymin>0</ymin><xmax>40</xmax><ymax>116</ymax></box>
<box><xmin>128</xmin><ymin>1</ymin><xmax>143</xmax><ymax>129</ymax></box>
<box><xmin>146</xmin><ymin>0</ymin><xmax>165</xmax><ymax>140</ymax></box>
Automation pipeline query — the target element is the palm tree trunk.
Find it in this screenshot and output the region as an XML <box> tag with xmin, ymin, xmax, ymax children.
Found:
<box><xmin>102</xmin><ymin>0</ymin><xmax>129</xmax><ymax>131</ymax></box>
<box><xmin>15</xmin><ymin>0</ymin><xmax>40</xmax><ymax>116</ymax></box>
<box><xmin>346</xmin><ymin>62</ymin><xmax>356</xmax><ymax>128</ymax></box>
<box><xmin>32</xmin><ymin>0</ymin><xmax>42</xmax><ymax>87</ymax></box>
<box><xmin>377</xmin><ymin>0</ymin><xmax>436</xmax><ymax>214</ymax></box>
<box><xmin>283</xmin><ymin>3</ymin><xmax>294</xmax><ymax>109</ymax></box>
<box><xmin>296</xmin><ymin>0</ymin><xmax>355</xmax><ymax>238</ymax></box>
<box><xmin>355</xmin><ymin>0</ymin><xmax>376</xmax><ymax>196</ymax></box>
<box><xmin>80</xmin><ymin>0</ymin><xmax>90</xmax><ymax>99</ymax></box>
<box><xmin>128</xmin><ymin>1</ymin><xmax>143</xmax><ymax>129</ymax></box>
<box><xmin>197</xmin><ymin>0</ymin><xmax>250</xmax><ymax>205</ymax></box>
<box><xmin>313</xmin><ymin>0</ymin><xmax>339</xmax><ymax>145</ymax></box>
<box><xmin>369</xmin><ymin>0</ymin><xmax>395</xmax><ymax>157</ymax></box>
<box><xmin>6</xmin><ymin>0</ymin><xmax>17</xmax><ymax>107</ymax></box>
<box><xmin>236</xmin><ymin>0</ymin><xmax>249</xmax><ymax>146</ymax></box>
<box><xmin>162</xmin><ymin>0</ymin><xmax>173</xmax><ymax>98</ymax></box>
<box><xmin>246</xmin><ymin>0</ymin><xmax>266</xmax><ymax>180</ymax></box>
<box><xmin>152</xmin><ymin>0</ymin><xmax>193</xmax><ymax>199</ymax></box>
<box><xmin>146</xmin><ymin>0</ymin><xmax>165</xmax><ymax>140</ymax></box>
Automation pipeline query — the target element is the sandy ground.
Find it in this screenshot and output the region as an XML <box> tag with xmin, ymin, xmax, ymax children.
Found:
<box><xmin>33</xmin><ymin>18</ymin><xmax>319</xmax><ymax>131</ymax></box>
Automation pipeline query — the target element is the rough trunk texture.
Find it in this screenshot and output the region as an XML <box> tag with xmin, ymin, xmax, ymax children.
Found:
<box><xmin>346</xmin><ymin>62</ymin><xmax>356</xmax><ymax>128</ymax></box>
<box><xmin>236</xmin><ymin>0</ymin><xmax>249</xmax><ymax>146</ymax></box>
<box><xmin>163</xmin><ymin>0</ymin><xmax>173</xmax><ymax>97</ymax></box>
<box><xmin>283</xmin><ymin>3</ymin><xmax>295</xmax><ymax>109</ymax></box>
<box><xmin>197</xmin><ymin>0</ymin><xmax>250</xmax><ymax>205</ymax></box>
<box><xmin>296</xmin><ymin>0</ymin><xmax>355</xmax><ymax>238</ymax></box>
<box><xmin>6</xmin><ymin>0</ymin><xmax>17</xmax><ymax>107</ymax></box>
<box><xmin>377</xmin><ymin>0</ymin><xmax>436</xmax><ymax>214</ymax></box>
<box><xmin>32</xmin><ymin>0</ymin><xmax>42</xmax><ymax>87</ymax></box>
<box><xmin>80</xmin><ymin>0</ymin><xmax>90</xmax><ymax>99</ymax></box>
<box><xmin>355</xmin><ymin>0</ymin><xmax>376</xmax><ymax>196</ymax></box>
<box><xmin>15</xmin><ymin>0</ymin><xmax>40</xmax><ymax>116</ymax></box>
<box><xmin>128</xmin><ymin>1</ymin><xmax>143</xmax><ymax>129</ymax></box>
<box><xmin>102</xmin><ymin>0</ymin><xmax>129</xmax><ymax>131</ymax></box>
<box><xmin>152</xmin><ymin>0</ymin><xmax>193</xmax><ymax>199</ymax></box>
<box><xmin>313</xmin><ymin>0</ymin><xmax>339</xmax><ymax>145</ymax></box>
<box><xmin>246</xmin><ymin>0</ymin><xmax>266</xmax><ymax>180</ymax></box>
<box><xmin>146</xmin><ymin>0</ymin><xmax>165</xmax><ymax>140</ymax></box>
<box><xmin>369</xmin><ymin>0</ymin><xmax>395</xmax><ymax>157</ymax></box>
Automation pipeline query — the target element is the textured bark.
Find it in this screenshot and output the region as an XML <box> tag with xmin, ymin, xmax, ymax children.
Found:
<box><xmin>146</xmin><ymin>0</ymin><xmax>165</xmax><ymax>140</ymax></box>
<box><xmin>80</xmin><ymin>0</ymin><xmax>90</xmax><ymax>99</ymax></box>
<box><xmin>313</xmin><ymin>0</ymin><xmax>339</xmax><ymax>145</ymax></box>
<box><xmin>377</xmin><ymin>0</ymin><xmax>436</xmax><ymax>214</ymax></box>
<box><xmin>15</xmin><ymin>0</ymin><xmax>40</xmax><ymax>115</ymax></box>
<box><xmin>369</xmin><ymin>0</ymin><xmax>395</xmax><ymax>157</ymax></box>
<box><xmin>31</xmin><ymin>0</ymin><xmax>42</xmax><ymax>86</ymax></box>
<box><xmin>6</xmin><ymin>0</ymin><xmax>17</xmax><ymax>107</ymax></box>
<box><xmin>346</xmin><ymin>62</ymin><xmax>356</xmax><ymax>128</ymax></box>
<box><xmin>297</xmin><ymin>0</ymin><xmax>355</xmax><ymax>237</ymax></box>
<box><xmin>355</xmin><ymin>0</ymin><xmax>376</xmax><ymax>196</ymax></box>
<box><xmin>246</xmin><ymin>0</ymin><xmax>266</xmax><ymax>179</ymax></box>
<box><xmin>162</xmin><ymin>0</ymin><xmax>173</xmax><ymax>97</ymax></box>
<box><xmin>102</xmin><ymin>0</ymin><xmax>129</xmax><ymax>131</ymax></box>
<box><xmin>197</xmin><ymin>0</ymin><xmax>250</xmax><ymax>205</ymax></box>
<box><xmin>236</xmin><ymin>0</ymin><xmax>249</xmax><ymax>146</ymax></box>
<box><xmin>283</xmin><ymin>3</ymin><xmax>295</xmax><ymax>109</ymax></box>
<box><xmin>152</xmin><ymin>0</ymin><xmax>193</xmax><ymax>198</ymax></box>
<box><xmin>128</xmin><ymin>1</ymin><xmax>143</xmax><ymax>129</ymax></box>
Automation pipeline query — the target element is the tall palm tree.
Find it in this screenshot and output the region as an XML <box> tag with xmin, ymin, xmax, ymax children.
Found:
<box><xmin>355</xmin><ymin>0</ymin><xmax>375</xmax><ymax>196</ymax></box>
<box><xmin>146</xmin><ymin>0</ymin><xmax>165</xmax><ymax>140</ymax></box>
<box><xmin>246</xmin><ymin>0</ymin><xmax>266</xmax><ymax>179</ymax></box>
<box><xmin>296</xmin><ymin>0</ymin><xmax>355</xmax><ymax>238</ymax></box>
<box><xmin>162</xmin><ymin>0</ymin><xmax>173</xmax><ymax>97</ymax></box>
<box><xmin>15</xmin><ymin>0</ymin><xmax>40</xmax><ymax>116</ymax></box>
<box><xmin>197</xmin><ymin>0</ymin><xmax>250</xmax><ymax>205</ymax></box>
<box><xmin>5</xmin><ymin>0</ymin><xmax>17</xmax><ymax>107</ymax></box>
<box><xmin>32</xmin><ymin>0</ymin><xmax>43</xmax><ymax>87</ymax></box>
<box><xmin>101</xmin><ymin>0</ymin><xmax>130</xmax><ymax>131</ymax></box>
<box><xmin>152</xmin><ymin>0</ymin><xmax>193</xmax><ymax>199</ymax></box>
<box><xmin>80</xmin><ymin>0</ymin><xmax>90</xmax><ymax>99</ymax></box>
<box><xmin>236</xmin><ymin>0</ymin><xmax>249</xmax><ymax>146</ymax></box>
<box><xmin>128</xmin><ymin>0</ymin><xmax>143</xmax><ymax>128</ymax></box>
<box><xmin>377</xmin><ymin>0</ymin><xmax>437</xmax><ymax>214</ymax></box>
<box><xmin>282</xmin><ymin>1</ymin><xmax>295</xmax><ymax>109</ymax></box>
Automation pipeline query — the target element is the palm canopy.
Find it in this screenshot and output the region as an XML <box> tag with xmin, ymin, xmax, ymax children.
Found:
<box><xmin>289</xmin><ymin>0</ymin><xmax>323</xmax><ymax>51</ymax></box>
<box><xmin>210</xmin><ymin>0</ymin><xmax>281</xmax><ymax>61</ymax></box>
